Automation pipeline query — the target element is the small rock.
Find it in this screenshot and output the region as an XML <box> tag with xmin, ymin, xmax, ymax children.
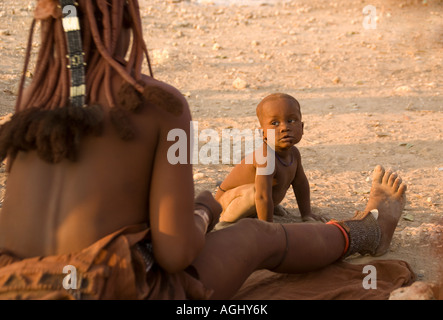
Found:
<box><xmin>193</xmin><ymin>173</ymin><xmax>206</xmax><ymax>181</ymax></box>
<box><xmin>172</xmin><ymin>21</ymin><xmax>192</xmax><ymax>28</ymax></box>
<box><xmin>152</xmin><ymin>49</ymin><xmax>169</xmax><ymax>65</ymax></box>
<box><xmin>426</xmin><ymin>82</ymin><xmax>437</xmax><ymax>88</ymax></box>
<box><xmin>395</xmin><ymin>85</ymin><xmax>412</xmax><ymax>93</ymax></box>
<box><xmin>376</xmin><ymin>132</ymin><xmax>390</xmax><ymax>138</ymax></box>
<box><xmin>173</xmin><ymin>31</ymin><xmax>184</xmax><ymax>39</ymax></box>
<box><xmin>232</xmin><ymin>77</ymin><xmax>248</xmax><ymax>90</ymax></box>
<box><xmin>332</xmin><ymin>76</ymin><xmax>340</xmax><ymax>84</ymax></box>
<box><xmin>0</xmin><ymin>113</ymin><xmax>12</xmax><ymax>125</ymax></box>
<box><xmin>389</xmin><ymin>282</ymin><xmax>435</xmax><ymax>300</ymax></box>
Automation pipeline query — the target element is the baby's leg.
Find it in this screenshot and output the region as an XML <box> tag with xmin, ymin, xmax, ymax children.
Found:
<box><xmin>218</xmin><ymin>184</ymin><xmax>256</xmax><ymax>223</ymax></box>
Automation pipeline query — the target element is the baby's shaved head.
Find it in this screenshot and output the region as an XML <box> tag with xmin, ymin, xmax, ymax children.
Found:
<box><xmin>256</xmin><ymin>93</ymin><xmax>301</xmax><ymax>125</ymax></box>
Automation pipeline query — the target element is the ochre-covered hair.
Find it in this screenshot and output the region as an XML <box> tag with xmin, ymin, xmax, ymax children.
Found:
<box><xmin>0</xmin><ymin>0</ymin><xmax>181</xmax><ymax>164</ymax></box>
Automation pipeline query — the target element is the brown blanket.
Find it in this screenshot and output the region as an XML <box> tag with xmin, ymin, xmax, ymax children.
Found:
<box><xmin>233</xmin><ymin>260</ymin><xmax>415</xmax><ymax>300</ymax></box>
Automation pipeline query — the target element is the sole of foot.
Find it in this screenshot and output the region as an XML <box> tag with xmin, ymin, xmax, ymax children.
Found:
<box><xmin>365</xmin><ymin>165</ymin><xmax>407</xmax><ymax>256</ymax></box>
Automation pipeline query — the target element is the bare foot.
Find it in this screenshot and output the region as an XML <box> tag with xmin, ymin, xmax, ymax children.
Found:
<box><xmin>365</xmin><ymin>165</ymin><xmax>407</xmax><ymax>256</ymax></box>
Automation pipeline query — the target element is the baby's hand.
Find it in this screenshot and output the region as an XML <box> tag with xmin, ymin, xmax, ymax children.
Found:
<box><xmin>302</xmin><ymin>213</ymin><xmax>329</xmax><ymax>223</ymax></box>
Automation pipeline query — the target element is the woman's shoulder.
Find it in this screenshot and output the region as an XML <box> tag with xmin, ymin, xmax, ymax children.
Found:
<box><xmin>140</xmin><ymin>75</ymin><xmax>189</xmax><ymax>116</ymax></box>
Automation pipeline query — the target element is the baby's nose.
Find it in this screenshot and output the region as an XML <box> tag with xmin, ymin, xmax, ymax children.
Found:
<box><xmin>280</xmin><ymin>123</ymin><xmax>290</xmax><ymax>131</ymax></box>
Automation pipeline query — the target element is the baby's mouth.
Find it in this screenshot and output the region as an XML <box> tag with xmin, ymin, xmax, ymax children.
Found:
<box><xmin>279</xmin><ymin>135</ymin><xmax>294</xmax><ymax>142</ymax></box>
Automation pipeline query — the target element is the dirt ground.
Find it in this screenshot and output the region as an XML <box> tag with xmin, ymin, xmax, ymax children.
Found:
<box><xmin>0</xmin><ymin>0</ymin><xmax>442</xmax><ymax>294</ymax></box>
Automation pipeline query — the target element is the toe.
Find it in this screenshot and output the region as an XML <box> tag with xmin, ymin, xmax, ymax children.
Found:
<box><xmin>397</xmin><ymin>183</ymin><xmax>407</xmax><ymax>196</ymax></box>
<box><xmin>388</xmin><ymin>173</ymin><xmax>398</xmax><ymax>187</ymax></box>
<box><xmin>393</xmin><ymin>177</ymin><xmax>402</xmax><ymax>191</ymax></box>
<box><xmin>382</xmin><ymin>169</ymin><xmax>393</xmax><ymax>185</ymax></box>
<box><xmin>372</xmin><ymin>165</ymin><xmax>385</xmax><ymax>184</ymax></box>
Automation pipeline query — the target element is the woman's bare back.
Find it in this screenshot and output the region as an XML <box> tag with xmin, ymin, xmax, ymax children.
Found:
<box><xmin>0</xmin><ymin>76</ymin><xmax>184</xmax><ymax>258</ymax></box>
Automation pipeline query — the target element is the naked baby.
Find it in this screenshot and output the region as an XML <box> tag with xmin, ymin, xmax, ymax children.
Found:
<box><xmin>215</xmin><ymin>93</ymin><xmax>325</xmax><ymax>229</ymax></box>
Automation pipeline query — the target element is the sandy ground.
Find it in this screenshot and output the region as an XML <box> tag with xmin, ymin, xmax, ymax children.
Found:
<box><xmin>0</xmin><ymin>0</ymin><xmax>442</xmax><ymax>294</ymax></box>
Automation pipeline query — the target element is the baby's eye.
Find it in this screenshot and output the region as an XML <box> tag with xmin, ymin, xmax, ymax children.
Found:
<box><xmin>289</xmin><ymin>118</ymin><xmax>301</xmax><ymax>124</ymax></box>
<box><xmin>271</xmin><ymin>121</ymin><xmax>279</xmax><ymax>126</ymax></box>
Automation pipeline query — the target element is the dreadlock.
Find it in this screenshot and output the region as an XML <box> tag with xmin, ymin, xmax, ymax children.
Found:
<box><xmin>0</xmin><ymin>0</ymin><xmax>182</xmax><ymax>164</ymax></box>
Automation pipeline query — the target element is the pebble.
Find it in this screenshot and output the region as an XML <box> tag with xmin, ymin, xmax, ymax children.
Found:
<box><xmin>389</xmin><ymin>281</ymin><xmax>435</xmax><ymax>300</ymax></box>
<box><xmin>0</xmin><ymin>114</ymin><xmax>12</xmax><ymax>125</ymax></box>
<box><xmin>172</xmin><ymin>21</ymin><xmax>192</xmax><ymax>28</ymax></box>
<box><xmin>152</xmin><ymin>49</ymin><xmax>170</xmax><ymax>64</ymax></box>
<box><xmin>193</xmin><ymin>172</ymin><xmax>206</xmax><ymax>181</ymax></box>
<box><xmin>173</xmin><ymin>31</ymin><xmax>184</xmax><ymax>39</ymax></box>
<box><xmin>232</xmin><ymin>77</ymin><xmax>248</xmax><ymax>90</ymax></box>
<box><xmin>395</xmin><ymin>85</ymin><xmax>412</xmax><ymax>92</ymax></box>
<box><xmin>332</xmin><ymin>76</ymin><xmax>340</xmax><ymax>84</ymax></box>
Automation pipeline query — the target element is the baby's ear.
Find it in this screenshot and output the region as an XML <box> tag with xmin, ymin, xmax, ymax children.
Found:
<box><xmin>34</xmin><ymin>0</ymin><xmax>62</xmax><ymax>20</ymax></box>
<box><xmin>257</xmin><ymin>128</ymin><xmax>264</xmax><ymax>138</ymax></box>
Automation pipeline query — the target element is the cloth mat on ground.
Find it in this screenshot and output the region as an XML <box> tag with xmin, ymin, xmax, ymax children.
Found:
<box><xmin>233</xmin><ymin>259</ymin><xmax>415</xmax><ymax>300</ymax></box>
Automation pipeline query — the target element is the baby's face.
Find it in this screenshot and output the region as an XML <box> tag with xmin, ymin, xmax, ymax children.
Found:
<box><xmin>259</xmin><ymin>98</ymin><xmax>304</xmax><ymax>151</ymax></box>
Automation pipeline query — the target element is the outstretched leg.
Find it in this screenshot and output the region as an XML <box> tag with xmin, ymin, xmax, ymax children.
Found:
<box><xmin>192</xmin><ymin>165</ymin><xmax>407</xmax><ymax>299</ymax></box>
<box><xmin>192</xmin><ymin>219</ymin><xmax>345</xmax><ymax>299</ymax></box>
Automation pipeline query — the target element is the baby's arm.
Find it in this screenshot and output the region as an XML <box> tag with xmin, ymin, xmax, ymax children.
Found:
<box><xmin>255</xmin><ymin>170</ymin><xmax>274</xmax><ymax>222</ymax></box>
<box><xmin>292</xmin><ymin>149</ymin><xmax>326</xmax><ymax>222</ymax></box>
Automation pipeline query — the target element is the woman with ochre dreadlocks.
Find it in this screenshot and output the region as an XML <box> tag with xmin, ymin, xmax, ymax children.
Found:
<box><xmin>0</xmin><ymin>0</ymin><xmax>408</xmax><ymax>300</ymax></box>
